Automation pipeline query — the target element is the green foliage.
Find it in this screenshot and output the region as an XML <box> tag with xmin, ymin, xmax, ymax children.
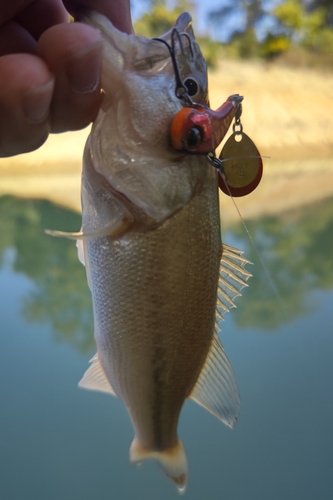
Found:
<box><xmin>260</xmin><ymin>33</ymin><xmax>291</xmax><ymax>59</ymax></box>
<box><xmin>134</xmin><ymin>0</ymin><xmax>221</xmax><ymax>68</ymax></box>
<box><xmin>311</xmin><ymin>26</ymin><xmax>333</xmax><ymax>53</ymax></box>
<box><xmin>230</xmin><ymin>28</ymin><xmax>260</xmax><ymax>59</ymax></box>
<box><xmin>134</xmin><ymin>0</ymin><xmax>194</xmax><ymax>38</ymax></box>
<box><xmin>273</xmin><ymin>0</ymin><xmax>331</xmax><ymax>49</ymax></box>
<box><xmin>0</xmin><ymin>196</ymin><xmax>94</xmax><ymax>353</ymax></box>
<box><xmin>203</xmin><ymin>0</ymin><xmax>333</xmax><ymax>66</ymax></box>
<box><xmin>274</xmin><ymin>0</ymin><xmax>304</xmax><ymax>34</ymax></box>
<box><xmin>228</xmin><ymin>195</ymin><xmax>333</xmax><ymax>330</ymax></box>
<box><xmin>196</xmin><ymin>36</ymin><xmax>223</xmax><ymax>68</ymax></box>
<box><xmin>133</xmin><ymin>0</ymin><xmax>333</xmax><ymax>67</ymax></box>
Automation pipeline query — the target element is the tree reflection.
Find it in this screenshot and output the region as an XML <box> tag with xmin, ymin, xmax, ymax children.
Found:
<box><xmin>227</xmin><ymin>197</ymin><xmax>333</xmax><ymax>329</ymax></box>
<box><xmin>0</xmin><ymin>195</ymin><xmax>332</xmax><ymax>344</ymax></box>
<box><xmin>0</xmin><ymin>196</ymin><xmax>94</xmax><ymax>352</ymax></box>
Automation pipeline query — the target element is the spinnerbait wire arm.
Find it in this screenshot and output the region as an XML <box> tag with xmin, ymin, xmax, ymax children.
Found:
<box><xmin>152</xmin><ymin>30</ymin><xmax>194</xmax><ymax>105</ymax></box>
<box><xmin>171</xmin><ymin>29</ymin><xmax>194</xmax><ymax>60</ymax></box>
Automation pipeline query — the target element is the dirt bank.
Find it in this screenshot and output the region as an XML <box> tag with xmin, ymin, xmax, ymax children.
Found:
<box><xmin>209</xmin><ymin>60</ymin><xmax>333</xmax><ymax>160</ymax></box>
<box><xmin>0</xmin><ymin>60</ymin><xmax>332</xmax><ymax>218</ymax></box>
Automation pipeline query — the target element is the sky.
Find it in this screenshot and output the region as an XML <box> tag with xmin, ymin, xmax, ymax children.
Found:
<box><xmin>130</xmin><ymin>0</ymin><xmax>282</xmax><ymax>41</ymax></box>
<box><xmin>130</xmin><ymin>0</ymin><xmax>233</xmax><ymax>37</ymax></box>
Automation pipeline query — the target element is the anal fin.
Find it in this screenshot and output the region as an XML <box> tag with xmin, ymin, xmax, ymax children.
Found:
<box><xmin>79</xmin><ymin>353</ymin><xmax>117</xmax><ymax>396</ymax></box>
<box><xmin>190</xmin><ymin>332</ymin><xmax>240</xmax><ymax>428</ymax></box>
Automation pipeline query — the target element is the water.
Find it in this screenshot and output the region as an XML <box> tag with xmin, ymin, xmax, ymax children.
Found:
<box><xmin>0</xmin><ymin>195</ymin><xmax>332</xmax><ymax>500</ymax></box>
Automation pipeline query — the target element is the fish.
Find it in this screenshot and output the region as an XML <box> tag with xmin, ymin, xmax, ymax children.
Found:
<box><xmin>73</xmin><ymin>10</ymin><xmax>251</xmax><ymax>492</ymax></box>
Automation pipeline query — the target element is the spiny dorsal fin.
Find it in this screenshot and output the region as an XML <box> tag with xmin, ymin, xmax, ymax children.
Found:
<box><xmin>216</xmin><ymin>243</ymin><xmax>252</xmax><ymax>322</ymax></box>
<box><xmin>78</xmin><ymin>353</ymin><xmax>117</xmax><ymax>396</ymax></box>
<box><xmin>190</xmin><ymin>332</ymin><xmax>240</xmax><ymax>428</ymax></box>
<box><xmin>189</xmin><ymin>244</ymin><xmax>251</xmax><ymax>427</ymax></box>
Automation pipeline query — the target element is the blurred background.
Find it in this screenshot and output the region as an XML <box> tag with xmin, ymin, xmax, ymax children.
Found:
<box><xmin>0</xmin><ymin>2</ymin><xmax>333</xmax><ymax>500</ymax></box>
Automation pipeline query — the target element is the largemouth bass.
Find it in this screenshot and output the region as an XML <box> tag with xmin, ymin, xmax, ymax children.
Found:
<box><xmin>74</xmin><ymin>11</ymin><xmax>251</xmax><ymax>491</ymax></box>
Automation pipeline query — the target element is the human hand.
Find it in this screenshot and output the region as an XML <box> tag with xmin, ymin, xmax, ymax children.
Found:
<box><xmin>0</xmin><ymin>0</ymin><xmax>133</xmax><ymax>157</ymax></box>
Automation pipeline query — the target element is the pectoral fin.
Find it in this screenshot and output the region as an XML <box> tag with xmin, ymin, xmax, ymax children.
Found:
<box><xmin>76</xmin><ymin>238</ymin><xmax>85</xmax><ymax>266</ymax></box>
<box><xmin>190</xmin><ymin>332</ymin><xmax>240</xmax><ymax>428</ymax></box>
<box><xmin>79</xmin><ymin>353</ymin><xmax>117</xmax><ymax>396</ymax></box>
<box><xmin>76</xmin><ymin>234</ymin><xmax>92</xmax><ymax>289</ymax></box>
<box><xmin>45</xmin><ymin>217</ymin><xmax>131</xmax><ymax>240</ymax></box>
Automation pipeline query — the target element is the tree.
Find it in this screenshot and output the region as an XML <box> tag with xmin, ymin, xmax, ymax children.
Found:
<box><xmin>306</xmin><ymin>0</ymin><xmax>333</xmax><ymax>26</ymax></box>
<box><xmin>134</xmin><ymin>0</ymin><xmax>195</xmax><ymax>38</ymax></box>
<box><xmin>273</xmin><ymin>0</ymin><xmax>333</xmax><ymax>54</ymax></box>
<box><xmin>134</xmin><ymin>0</ymin><xmax>222</xmax><ymax>68</ymax></box>
<box><xmin>208</xmin><ymin>0</ymin><xmax>270</xmax><ymax>58</ymax></box>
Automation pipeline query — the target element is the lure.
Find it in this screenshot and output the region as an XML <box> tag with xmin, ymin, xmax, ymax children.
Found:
<box><xmin>170</xmin><ymin>73</ymin><xmax>263</xmax><ymax>197</ymax></box>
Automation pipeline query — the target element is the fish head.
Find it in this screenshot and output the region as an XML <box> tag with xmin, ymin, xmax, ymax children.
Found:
<box><xmin>82</xmin><ymin>11</ymin><xmax>211</xmax><ymax>225</ymax></box>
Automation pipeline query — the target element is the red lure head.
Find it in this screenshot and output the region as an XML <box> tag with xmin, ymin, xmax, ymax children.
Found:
<box><xmin>170</xmin><ymin>95</ymin><xmax>263</xmax><ymax>197</ymax></box>
<box><xmin>170</xmin><ymin>95</ymin><xmax>243</xmax><ymax>154</ymax></box>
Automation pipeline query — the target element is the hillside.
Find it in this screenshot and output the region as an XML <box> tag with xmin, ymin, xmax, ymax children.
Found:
<box><xmin>0</xmin><ymin>60</ymin><xmax>332</xmax><ymax>220</ymax></box>
<box><xmin>209</xmin><ymin>60</ymin><xmax>333</xmax><ymax>160</ymax></box>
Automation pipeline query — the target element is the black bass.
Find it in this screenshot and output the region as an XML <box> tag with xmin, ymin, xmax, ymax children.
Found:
<box><xmin>74</xmin><ymin>11</ymin><xmax>251</xmax><ymax>491</ymax></box>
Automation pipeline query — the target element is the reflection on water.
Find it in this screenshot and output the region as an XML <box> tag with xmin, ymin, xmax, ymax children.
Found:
<box><xmin>0</xmin><ymin>194</ymin><xmax>333</xmax><ymax>500</ymax></box>
<box><xmin>0</xmin><ymin>196</ymin><xmax>94</xmax><ymax>352</ymax></box>
<box><xmin>0</xmin><ymin>194</ymin><xmax>332</xmax><ymax>342</ymax></box>
<box><xmin>230</xmin><ymin>196</ymin><xmax>333</xmax><ymax>329</ymax></box>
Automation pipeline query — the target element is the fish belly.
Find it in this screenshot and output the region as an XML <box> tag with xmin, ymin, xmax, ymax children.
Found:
<box><xmin>87</xmin><ymin>171</ymin><xmax>221</xmax><ymax>451</ymax></box>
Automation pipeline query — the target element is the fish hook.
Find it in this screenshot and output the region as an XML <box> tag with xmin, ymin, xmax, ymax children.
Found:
<box><xmin>152</xmin><ymin>30</ymin><xmax>193</xmax><ymax>105</ymax></box>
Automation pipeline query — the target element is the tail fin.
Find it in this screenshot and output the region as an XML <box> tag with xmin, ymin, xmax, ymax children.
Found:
<box><xmin>129</xmin><ymin>437</ymin><xmax>188</xmax><ymax>493</ymax></box>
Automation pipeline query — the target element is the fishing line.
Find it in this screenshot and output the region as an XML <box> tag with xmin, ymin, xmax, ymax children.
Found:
<box><xmin>207</xmin><ymin>153</ymin><xmax>286</xmax><ymax>312</ymax></box>
<box><xmin>220</xmin><ymin>172</ymin><xmax>286</xmax><ymax>313</ymax></box>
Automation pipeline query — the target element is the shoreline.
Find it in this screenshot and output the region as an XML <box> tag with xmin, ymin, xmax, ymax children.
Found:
<box><xmin>0</xmin><ymin>60</ymin><xmax>332</xmax><ymax>220</ymax></box>
<box><xmin>1</xmin><ymin>155</ymin><xmax>332</xmax><ymax>223</ymax></box>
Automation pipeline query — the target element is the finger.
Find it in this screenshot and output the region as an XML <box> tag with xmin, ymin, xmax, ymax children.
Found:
<box><xmin>0</xmin><ymin>1</ymin><xmax>69</xmax><ymax>57</ymax></box>
<box><xmin>15</xmin><ymin>0</ymin><xmax>69</xmax><ymax>40</ymax></box>
<box><xmin>0</xmin><ymin>20</ymin><xmax>36</xmax><ymax>56</ymax></box>
<box><xmin>37</xmin><ymin>23</ymin><xmax>103</xmax><ymax>133</ymax></box>
<box><xmin>64</xmin><ymin>0</ymin><xmax>134</xmax><ymax>34</ymax></box>
<box><xmin>0</xmin><ymin>1</ymin><xmax>33</xmax><ymax>25</ymax></box>
<box><xmin>0</xmin><ymin>54</ymin><xmax>54</xmax><ymax>157</ymax></box>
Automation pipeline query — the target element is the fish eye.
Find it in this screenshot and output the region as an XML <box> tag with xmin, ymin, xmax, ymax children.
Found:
<box><xmin>184</xmin><ymin>78</ymin><xmax>199</xmax><ymax>97</ymax></box>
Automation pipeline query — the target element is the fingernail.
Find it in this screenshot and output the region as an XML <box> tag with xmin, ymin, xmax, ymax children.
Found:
<box><xmin>66</xmin><ymin>41</ymin><xmax>103</xmax><ymax>93</ymax></box>
<box><xmin>22</xmin><ymin>79</ymin><xmax>54</xmax><ymax>124</ymax></box>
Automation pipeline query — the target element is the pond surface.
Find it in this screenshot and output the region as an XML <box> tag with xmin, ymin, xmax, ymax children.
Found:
<box><xmin>0</xmin><ymin>195</ymin><xmax>332</xmax><ymax>500</ymax></box>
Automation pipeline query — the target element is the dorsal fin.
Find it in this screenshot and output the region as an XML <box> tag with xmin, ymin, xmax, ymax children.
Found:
<box><xmin>189</xmin><ymin>244</ymin><xmax>251</xmax><ymax>427</ymax></box>
<box><xmin>216</xmin><ymin>243</ymin><xmax>252</xmax><ymax>321</ymax></box>
<box><xmin>189</xmin><ymin>332</ymin><xmax>240</xmax><ymax>428</ymax></box>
